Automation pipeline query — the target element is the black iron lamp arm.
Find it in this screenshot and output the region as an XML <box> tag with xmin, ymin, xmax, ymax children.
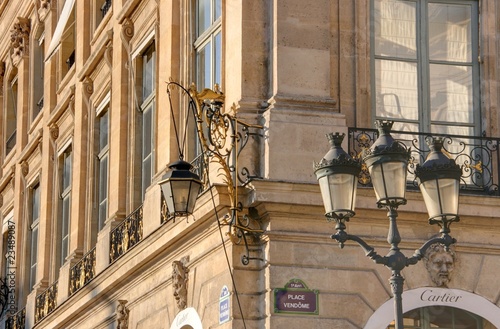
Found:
<box><xmin>331</xmin><ymin>230</ymin><xmax>386</xmax><ymax>265</ymax></box>
<box><xmin>406</xmin><ymin>233</ymin><xmax>456</xmax><ymax>266</ymax></box>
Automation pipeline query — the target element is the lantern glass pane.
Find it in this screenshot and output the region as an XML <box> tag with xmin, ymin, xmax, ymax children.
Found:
<box><xmin>319</xmin><ymin>173</ymin><xmax>357</xmax><ymax>217</ymax></box>
<box><xmin>420</xmin><ymin>178</ymin><xmax>459</xmax><ymax>219</ymax></box>
<box><xmin>186</xmin><ymin>181</ymin><xmax>202</xmax><ymax>214</ymax></box>
<box><xmin>171</xmin><ymin>180</ymin><xmax>194</xmax><ymax>214</ymax></box>
<box><xmin>160</xmin><ymin>181</ymin><xmax>176</xmax><ymax>213</ymax></box>
<box><xmin>369</xmin><ymin>161</ymin><xmax>407</xmax><ymax>202</ymax></box>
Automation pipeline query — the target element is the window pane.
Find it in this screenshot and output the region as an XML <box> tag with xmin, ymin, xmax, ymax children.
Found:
<box><xmin>63</xmin><ymin>150</ymin><xmax>72</xmax><ymax>190</ymax></box>
<box><xmin>142</xmin><ymin>45</ymin><xmax>155</xmax><ymax>100</ymax></box>
<box><xmin>215</xmin><ymin>0</ymin><xmax>221</xmax><ymax>20</ymax></box>
<box><xmin>375</xmin><ymin>59</ymin><xmax>418</xmax><ymax>121</ymax></box>
<box><xmin>197</xmin><ymin>42</ymin><xmax>212</xmax><ymax>89</ymax></box>
<box><xmin>142</xmin><ymin>107</ymin><xmax>152</xmax><ymax>156</ymax></box>
<box><xmin>99</xmin><ymin>110</ymin><xmax>109</xmax><ymax>151</ymax></box>
<box><xmin>99</xmin><ymin>156</ymin><xmax>108</xmax><ymax>203</ymax></box>
<box><xmin>142</xmin><ymin>156</ymin><xmax>152</xmax><ymax>198</ymax></box>
<box><xmin>214</xmin><ymin>32</ymin><xmax>222</xmax><ymax>86</ymax></box>
<box><xmin>198</xmin><ymin>0</ymin><xmax>211</xmax><ymax>36</ymax></box>
<box><xmin>428</xmin><ymin>3</ymin><xmax>471</xmax><ymax>63</ymax></box>
<box><xmin>32</xmin><ymin>185</ymin><xmax>40</xmax><ymax>222</ymax></box>
<box><xmin>374</xmin><ymin>0</ymin><xmax>416</xmax><ymax>59</ymax></box>
<box><xmin>430</xmin><ymin>64</ymin><xmax>473</xmax><ymax>124</ymax></box>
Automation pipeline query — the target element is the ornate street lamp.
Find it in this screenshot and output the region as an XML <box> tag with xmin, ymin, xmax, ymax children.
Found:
<box><xmin>159</xmin><ymin>82</ymin><xmax>264</xmax><ymax>265</ymax></box>
<box><xmin>159</xmin><ymin>160</ymin><xmax>202</xmax><ymax>218</ymax></box>
<box><xmin>314</xmin><ymin>120</ymin><xmax>462</xmax><ymax>329</ymax></box>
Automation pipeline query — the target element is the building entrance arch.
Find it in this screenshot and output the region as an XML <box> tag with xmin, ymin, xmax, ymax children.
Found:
<box><xmin>364</xmin><ymin>287</ymin><xmax>500</xmax><ymax>328</ymax></box>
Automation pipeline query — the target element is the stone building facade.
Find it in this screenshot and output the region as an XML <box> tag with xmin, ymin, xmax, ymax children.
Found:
<box><xmin>0</xmin><ymin>0</ymin><xmax>499</xmax><ymax>328</ymax></box>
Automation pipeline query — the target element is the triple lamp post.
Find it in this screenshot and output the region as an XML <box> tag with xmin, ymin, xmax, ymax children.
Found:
<box><xmin>314</xmin><ymin>120</ymin><xmax>462</xmax><ymax>329</ymax></box>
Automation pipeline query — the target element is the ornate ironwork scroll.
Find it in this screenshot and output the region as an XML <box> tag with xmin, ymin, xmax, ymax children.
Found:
<box><xmin>6</xmin><ymin>307</ymin><xmax>25</xmax><ymax>329</ymax></box>
<box><xmin>110</xmin><ymin>206</ymin><xmax>144</xmax><ymax>263</ymax></box>
<box><xmin>348</xmin><ymin>127</ymin><xmax>500</xmax><ymax>195</ymax></box>
<box><xmin>166</xmin><ymin>82</ymin><xmax>265</xmax><ymax>265</ymax></box>
<box><xmin>69</xmin><ymin>248</ymin><xmax>96</xmax><ymax>295</ymax></box>
<box><xmin>35</xmin><ymin>281</ymin><xmax>58</xmax><ymax>323</ymax></box>
<box><xmin>0</xmin><ymin>277</ymin><xmax>9</xmax><ymax>315</ymax></box>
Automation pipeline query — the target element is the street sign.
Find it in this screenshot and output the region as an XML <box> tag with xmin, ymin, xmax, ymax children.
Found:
<box><xmin>274</xmin><ymin>279</ymin><xmax>319</xmax><ymax>315</ymax></box>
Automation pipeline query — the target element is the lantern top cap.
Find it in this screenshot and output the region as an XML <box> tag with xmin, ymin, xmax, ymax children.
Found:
<box><xmin>314</xmin><ymin>133</ymin><xmax>361</xmax><ymax>174</ymax></box>
<box><xmin>415</xmin><ymin>137</ymin><xmax>462</xmax><ymax>182</ymax></box>
<box><xmin>362</xmin><ymin>120</ymin><xmax>410</xmax><ymax>164</ymax></box>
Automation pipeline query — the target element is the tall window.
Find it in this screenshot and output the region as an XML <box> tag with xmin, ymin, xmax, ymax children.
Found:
<box><xmin>95</xmin><ymin>0</ymin><xmax>112</xmax><ymax>30</ymax></box>
<box><xmin>195</xmin><ymin>0</ymin><xmax>222</xmax><ymax>89</ymax></box>
<box><xmin>372</xmin><ymin>0</ymin><xmax>479</xmax><ymax>136</ymax></box>
<box><xmin>29</xmin><ymin>183</ymin><xmax>40</xmax><ymax>291</ymax></box>
<box><xmin>59</xmin><ymin>147</ymin><xmax>72</xmax><ymax>267</ymax></box>
<box><xmin>139</xmin><ymin>43</ymin><xmax>156</xmax><ymax>201</ymax></box>
<box><xmin>61</xmin><ymin>4</ymin><xmax>76</xmax><ymax>77</ymax></box>
<box><xmin>32</xmin><ymin>34</ymin><xmax>45</xmax><ymax>120</ymax></box>
<box><xmin>5</xmin><ymin>76</ymin><xmax>18</xmax><ymax>156</ymax></box>
<box><xmin>96</xmin><ymin>106</ymin><xmax>109</xmax><ymax>230</ymax></box>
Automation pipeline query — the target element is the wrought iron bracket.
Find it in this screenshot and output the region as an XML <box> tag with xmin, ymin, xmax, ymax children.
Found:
<box><xmin>167</xmin><ymin>82</ymin><xmax>265</xmax><ymax>265</ymax></box>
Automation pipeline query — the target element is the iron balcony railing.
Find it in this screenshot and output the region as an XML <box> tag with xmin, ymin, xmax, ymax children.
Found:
<box><xmin>348</xmin><ymin>127</ymin><xmax>500</xmax><ymax>196</ymax></box>
<box><xmin>110</xmin><ymin>205</ymin><xmax>143</xmax><ymax>263</ymax></box>
<box><xmin>34</xmin><ymin>281</ymin><xmax>58</xmax><ymax>323</ymax></box>
<box><xmin>5</xmin><ymin>307</ymin><xmax>25</xmax><ymax>329</ymax></box>
<box><xmin>100</xmin><ymin>0</ymin><xmax>112</xmax><ymax>18</ymax></box>
<box><xmin>69</xmin><ymin>247</ymin><xmax>96</xmax><ymax>296</ymax></box>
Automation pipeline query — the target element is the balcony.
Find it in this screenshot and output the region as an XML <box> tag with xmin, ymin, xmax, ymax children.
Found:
<box><xmin>348</xmin><ymin>127</ymin><xmax>500</xmax><ymax>196</ymax></box>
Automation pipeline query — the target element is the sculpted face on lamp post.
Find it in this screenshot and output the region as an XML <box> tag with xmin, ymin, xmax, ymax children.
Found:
<box><xmin>425</xmin><ymin>243</ymin><xmax>456</xmax><ymax>287</ymax></box>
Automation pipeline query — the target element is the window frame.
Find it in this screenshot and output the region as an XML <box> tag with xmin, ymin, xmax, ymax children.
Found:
<box><xmin>136</xmin><ymin>42</ymin><xmax>156</xmax><ymax>202</ymax></box>
<box><xmin>370</xmin><ymin>0</ymin><xmax>480</xmax><ymax>136</ymax></box>
<box><xmin>28</xmin><ymin>182</ymin><xmax>40</xmax><ymax>291</ymax></box>
<box><xmin>95</xmin><ymin>97</ymin><xmax>110</xmax><ymax>231</ymax></box>
<box><xmin>31</xmin><ymin>32</ymin><xmax>45</xmax><ymax>121</ymax></box>
<box><xmin>58</xmin><ymin>145</ymin><xmax>72</xmax><ymax>268</ymax></box>
<box><xmin>194</xmin><ymin>0</ymin><xmax>222</xmax><ymax>90</ymax></box>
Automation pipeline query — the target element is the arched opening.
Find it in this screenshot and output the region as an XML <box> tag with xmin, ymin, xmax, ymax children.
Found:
<box><xmin>386</xmin><ymin>306</ymin><xmax>495</xmax><ymax>328</ymax></box>
<box><xmin>364</xmin><ymin>288</ymin><xmax>500</xmax><ymax>329</ymax></box>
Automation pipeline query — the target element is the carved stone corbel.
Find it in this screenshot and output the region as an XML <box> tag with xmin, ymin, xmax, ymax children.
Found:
<box><xmin>82</xmin><ymin>77</ymin><xmax>94</xmax><ymax>110</ymax></box>
<box><xmin>120</xmin><ymin>18</ymin><xmax>134</xmax><ymax>53</ymax></box>
<box><xmin>20</xmin><ymin>161</ymin><xmax>29</xmax><ymax>177</ymax></box>
<box><xmin>49</xmin><ymin>123</ymin><xmax>59</xmax><ymax>140</ymax></box>
<box><xmin>10</xmin><ymin>17</ymin><xmax>31</xmax><ymax>66</ymax></box>
<box><xmin>116</xmin><ymin>300</ymin><xmax>129</xmax><ymax>329</ymax></box>
<box><xmin>172</xmin><ymin>256</ymin><xmax>189</xmax><ymax>310</ymax></box>
<box><xmin>37</xmin><ymin>0</ymin><xmax>52</xmax><ymax>22</ymax></box>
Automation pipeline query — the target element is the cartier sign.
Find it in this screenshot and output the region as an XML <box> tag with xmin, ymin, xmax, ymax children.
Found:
<box><xmin>420</xmin><ymin>289</ymin><xmax>463</xmax><ymax>303</ymax></box>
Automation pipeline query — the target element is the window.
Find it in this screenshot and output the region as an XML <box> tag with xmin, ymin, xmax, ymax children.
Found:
<box><xmin>95</xmin><ymin>0</ymin><xmax>112</xmax><ymax>29</ymax></box>
<box><xmin>387</xmin><ymin>306</ymin><xmax>493</xmax><ymax>328</ymax></box>
<box><xmin>59</xmin><ymin>147</ymin><xmax>72</xmax><ymax>267</ymax></box>
<box><xmin>195</xmin><ymin>0</ymin><xmax>222</xmax><ymax>90</ymax></box>
<box><xmin>96</xmin><ymin>106</ymin><xmax>109</xmax><ymax>231</ymax></box>
<box><xmin>32</xmin><ymin>33</ymin><xmax>45</xmax><ymax>120</ymax></box>
<box><xmin>139</xmin><ymin>43</ymin><xmax>156</xmax><ymax>201</ymax></box>
<box><xmin>5</xmin><ymin>75</ymin><xmax>18</xmax><ymax>156</ymax></box>
<box><xmin>61</xmin><ymin>5</ymin><xmax>76</xmax><ymax>75</ymax></box>
<box><xmin>372</xmin><ymin>0</ymin><xmax>479</xmax><ymax>136</ymax></box>
<box><xmin>45</xmin><ymin>0</ymin><xmax>76</xmax><ymax>81</ymax></box>
<box><xmin>29</xmin><ymin>184</ymin><xmax>40</xmax><ymax>291</ymax></box>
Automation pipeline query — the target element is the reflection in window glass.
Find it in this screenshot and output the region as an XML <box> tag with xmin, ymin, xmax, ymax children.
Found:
<box><xmin>373</xmin><ymin>0</ymin><xmax>479</xmax><ymax>135</ymax></box>
<box><xmin>387</xmin><ymin>306</ymin><xmax>490</xmax><ymax>329</ymax></box>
